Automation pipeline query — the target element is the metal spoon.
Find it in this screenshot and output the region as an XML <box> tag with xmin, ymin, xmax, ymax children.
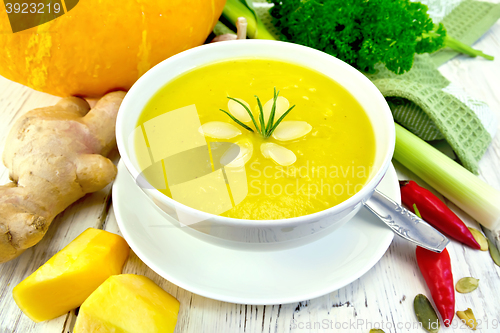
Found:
<box><xmin>364</xmin><ymin>189</ymin><xmax>449</xmax><ymax>253</ymax></box>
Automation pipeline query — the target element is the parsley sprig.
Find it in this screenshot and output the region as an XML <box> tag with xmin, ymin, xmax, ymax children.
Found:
<box><xmin>220</xmin><ymin>88</ymin><xmax>295</xmax><ymax>139</ymax></box>
<box><xmin>267</xmin><ymin>0</ymin><xmax>493</xmax><ymax>74</ymax></box>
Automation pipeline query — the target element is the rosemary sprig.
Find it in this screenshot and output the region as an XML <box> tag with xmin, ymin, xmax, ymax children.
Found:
<box><xmin>268</xmin><ymin>104</ymin><xmax>295</xmax><ymax>135</ymax></box>
<box><xmin>219</xmin><ymin>109</ymin><xmax>254</xmax><ymax>133</ymax></box>
<box><xmin>265</xmin><ymin>88</ymin><xmax>278</xmax><ymax>134</ymax></box>
<box><xmin>256</xmin><ymin>96</ymin><xmax>266</xmax><ymax>135</ymax></box>
<box><xmin>227</xmin><ymin>97</ymin><xmax>260</xmax><ymax>134</ymax></box>
<box><xmin>220</xmin><ymin>88</ymin><xmax>295</xmax><ymax>139</ymax></box>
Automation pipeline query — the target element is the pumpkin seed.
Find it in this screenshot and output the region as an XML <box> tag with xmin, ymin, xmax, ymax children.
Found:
<box><xmin>481</xmin><ymin>226</ymin><xmax>500</xmax><ymax>267</ymax></box>
<box><xmin>414</xmin><ymin>294</ymin><xmax>440</xmax><ymax>333</ymax></box>
<box><xmin>369</xmin><ymin>329</ymin><xmax>385</xmax><ymax>333</ymax></box>
<box><xmin>487</xmin><ymin>239</ymin><xmax>500</xmax><ymax>267</ymax></box>
<box><xmin>260</xmin><ymin>142</ymin><xmax>296</xmax><ymax>166</ymax></box>
<box><xmin>228</xmin><ymin>98</ymin><xmax>252</xmax><ymax>123</ymax></box>
<box><xmin>222</xmin><ymin>138</ymin><xmax>253</xmax><ymax>168</ymax></box>
<box><xmin>200</xmin><ymin>121</ymin><xmax>242</xmax><ymax>139</ymax></box>
<box><xmin>468</xmin><ymin>227</ymin><xmax>488</xmax><ymax>251</ymax></box>
<box><xmin>272</xmin><ymin>121</ymin><xmax>312</xmax><ymax>141</ymax></box>
<box><xmin>263</xmin><ymin>96</ymin><xmax>289</xmax><ymax>122</ymax></box>
<box><xmin>456</xmin><ymin>308</ymin><xmax>478</xmax><ymax>330</ymax></box>
<box><xmin>455</xmin><ymin>277</ymin><xmax>479</xmax><ymax>293</ymax></box>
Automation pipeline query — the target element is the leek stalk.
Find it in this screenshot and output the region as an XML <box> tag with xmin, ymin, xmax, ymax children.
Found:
<box><xmin>223</xmin><ymin>0</ymin><xmax>276</xmax><ymax>40</ymax></box>
<box><xmin>394</xmin><ymin>123</ymin><xmax>500</xmax><ymax>230</ymax></box>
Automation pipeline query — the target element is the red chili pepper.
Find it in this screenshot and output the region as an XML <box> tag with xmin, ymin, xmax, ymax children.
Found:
<box><xmin>416</xmin><ymin>246</ymin><xmax>455</xmax><ymax>327</ymax></box>
<box><xmin>400</xmin><ymin>180</ymin><xmax>480</xmax><ymax>250</ymax></box>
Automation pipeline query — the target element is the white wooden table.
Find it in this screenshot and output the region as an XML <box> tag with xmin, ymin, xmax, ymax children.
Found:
<box><xmin>1</xmin><ymin>22</ymin><xmax>500</xmax><ymax>333</ymax></box>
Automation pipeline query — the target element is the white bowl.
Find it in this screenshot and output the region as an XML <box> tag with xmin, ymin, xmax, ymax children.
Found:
<box><xmin>116</xmin><ymin>40</ymin><xmax>395</xmax><ymax>245</ymax></box>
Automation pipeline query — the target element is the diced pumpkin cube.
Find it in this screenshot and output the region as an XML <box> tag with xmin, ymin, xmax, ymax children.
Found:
<box><xmin>74</xmin><ymin>274</ymin><xmax>180</xmax><ymax>333</ymax></box>
<box><xmin>13</xmin><ymin>228</ymin><xmax>129</xmax><ymax>322</ymax></box>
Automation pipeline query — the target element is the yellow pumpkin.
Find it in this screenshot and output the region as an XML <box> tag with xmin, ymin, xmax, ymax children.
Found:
<box><xmin>0</xmin><ymin>0</ymin><xmax>226</xmax><ymax>97</ymax></box>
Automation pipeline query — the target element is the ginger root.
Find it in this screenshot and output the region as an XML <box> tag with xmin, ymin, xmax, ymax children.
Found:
<box><xmin>0</xmin><ymin>91</ymin><xmax>126</xmax><ymax>263</ymax></box>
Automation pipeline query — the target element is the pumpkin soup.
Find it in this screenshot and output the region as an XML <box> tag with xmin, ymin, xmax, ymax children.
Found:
<box><xmin>136</xmin><ymin>59</ymin><xmax>375</xmax><ymax>220</ymax></box>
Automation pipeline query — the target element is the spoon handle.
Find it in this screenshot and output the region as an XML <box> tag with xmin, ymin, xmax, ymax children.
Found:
<box><xmin>363</xmin><ymin>189</ymin><xmax>449</xmax><ymax>253</ymax></box>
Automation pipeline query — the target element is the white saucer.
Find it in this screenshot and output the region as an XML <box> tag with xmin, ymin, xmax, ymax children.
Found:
<box><xmin>113</xmin><ymin>161</ymin><xmax>399</xmax><ymax>305</ymax></box>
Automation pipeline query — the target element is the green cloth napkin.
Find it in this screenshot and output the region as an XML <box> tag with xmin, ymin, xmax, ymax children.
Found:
<box><xmin>366</xmin><ymin>52</ymin><xmax>493</xmax><ymax>174</ymax></box>
<box><xmin>215</xmin><ymin>0</ymin><xmax>500</xmax><ymax>174</ymax></box>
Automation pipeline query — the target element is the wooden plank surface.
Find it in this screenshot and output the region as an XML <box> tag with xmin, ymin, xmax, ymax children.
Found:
<box><xmin>1</xmin><ymin>18</ymin><xmax>500</xmax><ymax>333</ymax></box>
